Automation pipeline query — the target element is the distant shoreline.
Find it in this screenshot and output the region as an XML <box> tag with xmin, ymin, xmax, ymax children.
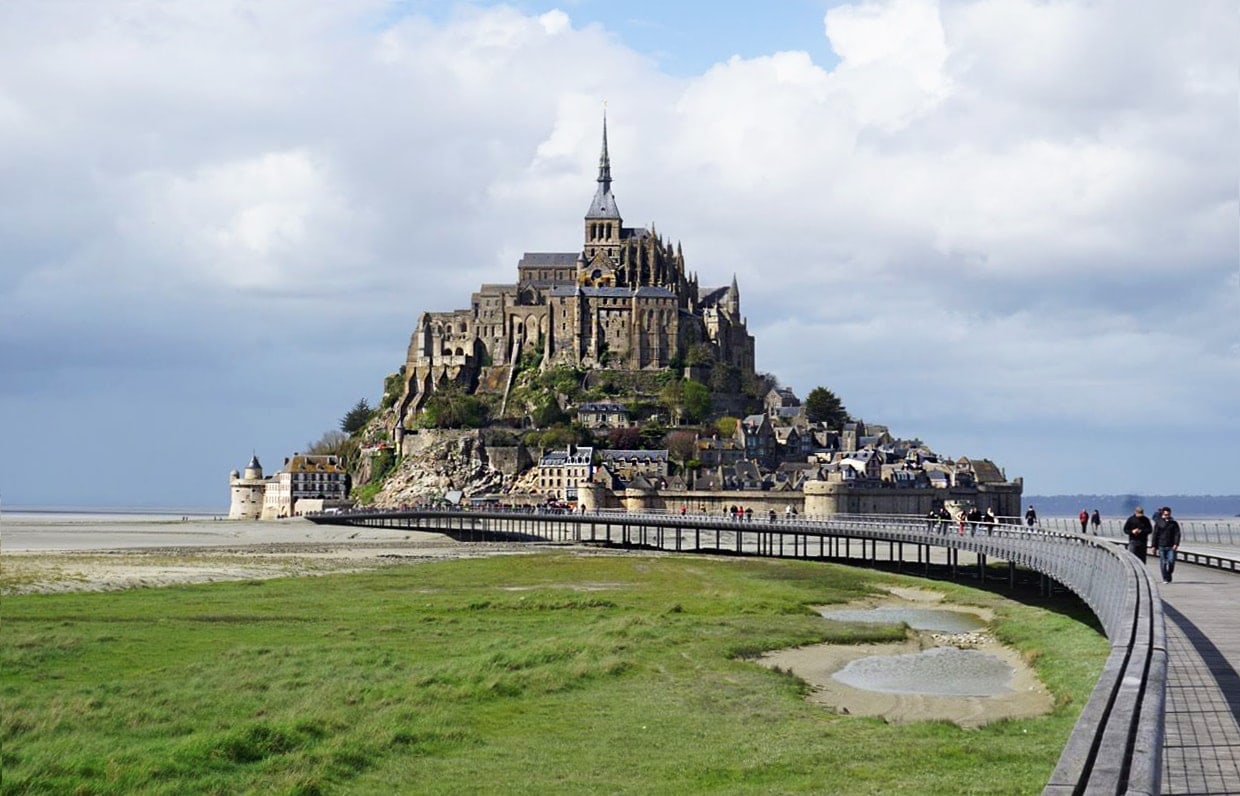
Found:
<box><xmin>2</xmin><ymin>506</ymin><xmax>226</xmax><ymax>517</ymax></box>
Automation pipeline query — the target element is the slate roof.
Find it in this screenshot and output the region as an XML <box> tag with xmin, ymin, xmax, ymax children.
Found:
<box><xmin>519</xmin><ymin>252</ymin><xmax>578</xmax><ymax>266</ymax></box>
<box><xmin>287</xmin><ymin>454</ymin><xmax>345</xmax><ymax>473</ymax></box>
<box><xmin>540</xmin><ymin>446</ymin><xmax>594</xmax><ymax>466</ymax></box>
<box><xmin>626</xmin><ymin>473</ymin><xmax>655</xmax><ymax>490</ymax></box>
<box><xmin>547</xmin><ymin>285</ymin><xmax>636</xmax><ymax>298</ymax></box>
<box><xmin>578</xmin><ymin>402</ymin><xmax>628</xmax><ymax>413</ymax></box>
<box><xmin>969</xmin><ymin>458</ymin><xmax>1007</xmax><ymax>483</ymax></box>
<box><xmin>601</xmin><ymin>449</ymin><xmax>668</xmax><ymax>462</ymax></box>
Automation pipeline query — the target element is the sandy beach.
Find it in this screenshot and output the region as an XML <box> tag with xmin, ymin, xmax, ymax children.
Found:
<box><xmin>0</xmin><ymin>513</ymin><xmax>531</xmax><ymax>594</ymax></box>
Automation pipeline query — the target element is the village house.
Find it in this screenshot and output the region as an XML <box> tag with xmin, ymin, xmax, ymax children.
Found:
<box><xmin>599</xmin><ymin>449</ymin><xmax>668</xmax><ymax>484</ymax></box>
<box><xmin>577</xmin><ymin>401</ymin><xmax>630</xmax><ymax>429</ymax></box>
<box><xmin>536</xmin><ymin>446</ymin><xmax>595</xmax><ymax>502</ymax></box>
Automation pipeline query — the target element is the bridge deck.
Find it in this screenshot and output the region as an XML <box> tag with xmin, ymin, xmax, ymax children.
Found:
<box><xmin>1154</xmin><ymin>557</ymin><xmax>1240</xmax><ymax>795</ymax></box>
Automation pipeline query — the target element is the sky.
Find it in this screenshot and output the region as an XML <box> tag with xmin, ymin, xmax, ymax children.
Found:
<box><xmin>0</xmin><ymin>0</ymin><xmax>1236</xmax><ymax>509</ymax></box>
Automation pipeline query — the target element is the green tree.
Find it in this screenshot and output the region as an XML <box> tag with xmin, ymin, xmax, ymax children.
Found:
<box><xmin>805</xmin><ymin>386</ymin><xmax>850</xmax><ymax>429</ymax></box>
<box><xmin>684</xmin><ymin>343</ymin><xmax>714</xmax><ymax>367</ymax></box>
<box><xmin>418</xmin><ymin>387</ymin><xmax>488</xmax><ymax>429</ymax></box>
<box><xmin>340</xmin><ymin>399</ymin><xmax>376</xmax><ymax>435</ymax></box>
<box><xmin>380</xmin><ymin>368</ymin><xmax>406</xmax><ymax>410</ymax></box>
<box><xmin>639</xmin><ymin>420</ymin><xmax>667</xmax><ymax>450</ymax></box>
<box><xmin>708</xmin><ymin>363</ymin><xmax>741</xmax><ymax>394</ymax></box>
<box><xmin>682</xmin><ymin>380</ymin><xmax>711</xmax><ymax>424</ymax></box>
<box><xmin>659</xmin><ymin>379</ymin><xmax>711</xmax><ymax>425</ymax></box>
<box><xmin>528</xmin><ymin>424</ymin><xmax>578</xmax><ymax>449</ymax></box>
<box><xmin>531</xmin><ymin>394</ymin><xmax>567</xmax><ymax>428</ymax></box>
<box><xmin>715</xmin><ymin>416</ymin><xmax>739</xmax><ymax>438</ymax></box>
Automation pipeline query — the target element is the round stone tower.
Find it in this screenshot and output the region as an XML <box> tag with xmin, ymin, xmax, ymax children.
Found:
<box><xmin>803</xmin><ymin>479</ymin><xmax>847</xmax><ymax>518</ymax></box>
<box><xmin>229</xmin><ymin>455</ymin><xmax>267</xmax><ymax>520</ymax></box>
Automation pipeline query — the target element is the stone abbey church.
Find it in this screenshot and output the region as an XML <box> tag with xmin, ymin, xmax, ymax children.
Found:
<box><xmin>396</xmin><ymin>119</ymin><xmax>755</xmax><ymax>429</ymax></box>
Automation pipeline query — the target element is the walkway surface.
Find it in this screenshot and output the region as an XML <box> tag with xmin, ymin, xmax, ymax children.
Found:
<box><xmin>1152</xmin><ymin>553</ymin><xmax>1240</xmax><ymax>795</ymax></box>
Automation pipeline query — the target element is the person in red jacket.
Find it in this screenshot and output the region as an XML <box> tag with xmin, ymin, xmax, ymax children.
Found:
<box><xmin>1079</xmin><ymin>509</ymin><xmax>1089</xmax><ymax>533</ymax></box>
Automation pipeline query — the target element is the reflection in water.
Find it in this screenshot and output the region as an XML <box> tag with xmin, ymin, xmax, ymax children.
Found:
<box><xmin>821</xmin><ymin>607</ymin><xmax>986</xmax><ymax>633</ymax></box>
<box><xmin>833</xmin><ymin>647</ymin><xmax>1013</xmax><ymax>696</ymax></box>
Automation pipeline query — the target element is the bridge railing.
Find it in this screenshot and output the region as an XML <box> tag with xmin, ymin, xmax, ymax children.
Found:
<box><xmin>309</xmin><ymin>507</ymin><xmax>1166</xmax><ymax>795</ymax></box>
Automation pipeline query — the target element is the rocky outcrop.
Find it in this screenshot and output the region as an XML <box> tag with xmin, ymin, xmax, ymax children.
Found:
<box><xmin>372</xmin><ymin>429</ymin><xmax>512</xmax><ymax>507</ymax></box>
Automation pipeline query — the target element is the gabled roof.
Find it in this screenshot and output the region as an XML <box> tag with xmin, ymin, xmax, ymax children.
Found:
<box><xmin>591</xmin><ymin>465</ymin><xmax>622</xmax><ymax>489</ymax></box>
<box><xmin>733</xmin><ymin>460</ymin><xmax>762</xmax><ymax>480</ymax></box>
<box><xmin>772</xmin><ymin>426</ymin><xmax>799</xmax><ymax>443</ymax></box>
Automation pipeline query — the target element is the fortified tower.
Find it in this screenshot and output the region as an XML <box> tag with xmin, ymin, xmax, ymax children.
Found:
<box><xmin>228</xmin><ymin>455</ymin><xmax>266</xmax><ymax>520</ymax></box>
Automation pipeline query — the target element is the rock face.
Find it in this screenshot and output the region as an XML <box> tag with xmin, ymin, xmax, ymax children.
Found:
<box><xmin>372</xmin><ymin>429</ymin><xmax>509</xmax><ymax>507</ymax></box>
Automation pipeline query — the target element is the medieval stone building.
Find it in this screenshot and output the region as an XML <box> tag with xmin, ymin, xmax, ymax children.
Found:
<box><xmin>396</xmin><ymin>118</ymin><xmax>755</xmax><ymax>431</ymax></box>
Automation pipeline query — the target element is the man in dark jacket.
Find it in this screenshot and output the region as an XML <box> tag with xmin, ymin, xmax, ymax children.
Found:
<box><xmin>1152</xmin><ymin>506</ymin><xmax>1182</xmax><ymax>583</ymax></box>
<box><xmin>1122</xmin><ymin>507</ymin><xmax>1153</xmax><ymax>561</ymax></box>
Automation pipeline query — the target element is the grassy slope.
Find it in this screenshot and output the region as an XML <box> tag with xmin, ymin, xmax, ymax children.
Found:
<box><xmin>1</xmin><ymin>554</ymin><xmax>1106</xmax><ymax>795</ymax></box>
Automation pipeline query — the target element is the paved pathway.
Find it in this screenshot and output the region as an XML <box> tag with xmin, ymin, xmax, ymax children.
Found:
<box><xmin>1151</xmin><ymin>556</ymin><xmax>1240</xmax><ymax>795</ymax></box>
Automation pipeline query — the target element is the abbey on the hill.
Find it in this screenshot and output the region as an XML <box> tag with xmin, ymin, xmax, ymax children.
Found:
<box><xmin>396</xmin><ymin>117</ymin><xmax>755</xmax><ymax>430</ymax></box>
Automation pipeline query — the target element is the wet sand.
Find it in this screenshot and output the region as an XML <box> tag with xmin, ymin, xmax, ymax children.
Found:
<box><xmin>756</xmin><ymin>588</ymin><xmax>1054</xmax><ymax>728</ymax></box>
<box><xmin>0</xmin><ymin>514</ymin><xmax>520</xmax><ymax>594</ymax></box>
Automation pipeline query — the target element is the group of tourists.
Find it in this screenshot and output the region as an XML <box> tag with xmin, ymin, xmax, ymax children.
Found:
<box><xmin>1122</xmin><ymin>505</ymin><xmax>1182</xmax><ymax>583</ymax></box>
<box><xmin>1078</xmin><ymin>508</ymin><xmax>1102</xmax><ymax>534</ymax></box>
<box><xmin>924</xmin><ymin>505</ymin><xmax>998</xmax><ymax>536</ymax></box>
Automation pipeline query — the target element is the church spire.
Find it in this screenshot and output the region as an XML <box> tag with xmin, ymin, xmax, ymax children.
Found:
<box><xmin>597</xmin><ymin>112</ymin><xmax>612</xmax><ymax>189</ymax></box>
<box><xmin>585</xmin><ymin>112</ymin><xmax>620</xmax><ymax>221</ymax></box>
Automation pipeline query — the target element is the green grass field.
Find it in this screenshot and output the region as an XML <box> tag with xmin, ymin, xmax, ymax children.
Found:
<box><xmin>1</xmin><ymin>552</ymin><xmax>1107</xmax><ymax>795</ymax></box>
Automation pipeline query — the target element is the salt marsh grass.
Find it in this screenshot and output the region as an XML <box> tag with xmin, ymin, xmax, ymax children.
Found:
<box><xmin>1</xmin><ymin>553</ymin><xmax>1105</xmax><ymax>794</ymax></box>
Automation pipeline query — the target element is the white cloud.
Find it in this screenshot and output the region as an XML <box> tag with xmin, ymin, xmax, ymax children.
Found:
<box><xmin>121</xmin><ymin>149</ymin><xmax>354</xmax><ymax>291</ymax></box>
<box><xmin>825</xmin><ymin>0</ymin><xmax>953</xmax><ymax>130</ymax></box>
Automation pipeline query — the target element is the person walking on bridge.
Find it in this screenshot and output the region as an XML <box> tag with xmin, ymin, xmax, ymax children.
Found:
<box><xmin>1090</xmin><ymin>509</ymin><xmax>1101</xmax><ymax>534</ymax></box>
<box><xmin>1079</xmin><ymin>509</ymin><xmax>1089</xmax><ymax>533</ymax></box>
<box><xmin>1152</xmin><ymin>506</ymin><xmax>1182</xmax><ymax>583</ymax></box>
<box><xmin>1122</xmin><ymin>507</ymin><xmax>1153</xmax><ymax>561</ymax></box>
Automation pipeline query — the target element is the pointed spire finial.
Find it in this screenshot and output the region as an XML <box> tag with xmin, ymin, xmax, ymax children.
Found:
<box><xmin>597</xmin><ymin>107</ymin><xmax>612</xmax><ymax>187</ymax></box>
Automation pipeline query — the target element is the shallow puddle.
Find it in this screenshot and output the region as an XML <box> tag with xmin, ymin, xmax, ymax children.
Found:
<box><xmin>832</xmin><ymin>646</ymin><xmax>1014</xmax><ymax>696</ymax></box>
